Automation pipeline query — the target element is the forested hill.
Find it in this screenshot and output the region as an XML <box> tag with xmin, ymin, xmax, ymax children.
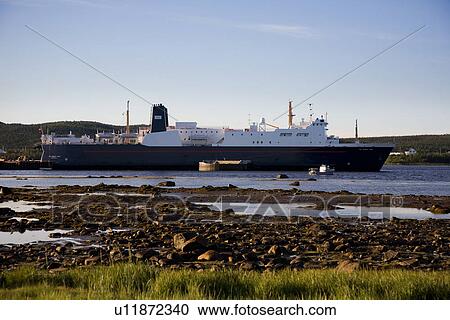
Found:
<box><xmin>0</xmin><ymin>121</ymin><xmax>145</xmax><ymax>149</ymax></box>
<box><xmin>0</xmin><ymin>120</ymin><xmax>449</xmax><ymax>156</ymax></box>
<box><xmin>341</xmin><ymin>135</ymin><xmax>450</xmax><ymax>153</ymax></box>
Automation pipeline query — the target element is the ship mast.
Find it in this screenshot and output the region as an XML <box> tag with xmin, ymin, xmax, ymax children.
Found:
<box><xmin>126</xmin><ymin>100</ymin><xmax>130</xmax><ymax>134</ymax></box>
<box><xmin>288</xmin><ymin>100</ymin><xmax>295</xmax><ymax>128</ymax></box>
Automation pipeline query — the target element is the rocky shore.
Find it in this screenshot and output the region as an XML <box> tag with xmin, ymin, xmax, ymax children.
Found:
<box><xmin>0</xmin><ymin>184</ymin><xmax>449</xmax><ymax>271</ymax></box>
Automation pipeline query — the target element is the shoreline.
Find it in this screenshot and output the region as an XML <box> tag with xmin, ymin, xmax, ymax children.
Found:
<box><xmin>0</xmin><ymin>184</ymin><xmax>449</xmax><ymax>272</ymax></box>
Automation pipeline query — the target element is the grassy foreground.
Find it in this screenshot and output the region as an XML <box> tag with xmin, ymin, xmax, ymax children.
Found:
<box><xmin>0</xmin><ymin>264</ymin><xmax>449</xmax><ymax>299</ymax></box>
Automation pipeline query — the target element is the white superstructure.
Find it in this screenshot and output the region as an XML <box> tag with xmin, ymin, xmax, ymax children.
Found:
<box><xmin>140</xmin><ymin>116</ymin><xmax>339</xmax><ymax>147</ymax></box>
<box><xmin>41</xmin><ymin>102</ymin><xmax>342</xmax><ymax>147</ymax></box>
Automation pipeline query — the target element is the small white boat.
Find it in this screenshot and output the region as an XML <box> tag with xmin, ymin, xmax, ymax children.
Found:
<box><xmin>318</xmin><ymin>164</ymin><xmax>335</xmax><ymax>175</ymax></box>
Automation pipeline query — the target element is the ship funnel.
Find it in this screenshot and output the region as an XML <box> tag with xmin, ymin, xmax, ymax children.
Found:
<box><xmin>151</xmin><ymin>104</ymin><xmax>168</xmax><ymax>133</ymax></box>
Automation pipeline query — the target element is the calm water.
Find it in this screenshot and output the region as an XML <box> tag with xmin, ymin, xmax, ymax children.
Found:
<box><xmin>0</xmin><ymin>165</ymin><xmax>449</xmax><ymax>196</ymax></box>
<box><xmin>194</xmin><ymin>202</ymin><xmax>450</xmax><ymax>220</ymax></box>
<box><xmin>0</xmin><ymin>229</ymin><xmax>77</xmax><ymax>245</ymax></box>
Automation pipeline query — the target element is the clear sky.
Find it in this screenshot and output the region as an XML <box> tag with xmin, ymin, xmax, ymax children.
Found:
<box><xmin>0</xmin><ymin>0</ymin><xmax>449</xmax><ymax>137</ymax></box>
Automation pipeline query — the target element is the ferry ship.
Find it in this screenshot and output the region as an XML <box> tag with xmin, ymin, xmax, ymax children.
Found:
<box><xmin>40</xmin><ymin>102</ymin><xmax>393</xmax><ymax>171</ymax></box>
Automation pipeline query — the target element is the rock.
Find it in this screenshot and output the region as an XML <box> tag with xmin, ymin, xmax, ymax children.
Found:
<box><xmin>55</xmin><ymin>246</ymin><xmax>65</xmax><ymax>253</ymax></box>
<box><xmin>131</xmin><ymin>230</ymin><xmax>146</xmax><ymax>239</ymax></box>
<box><xmin>239</xmin><ymin>261</ymin><xmax>256</xmax><ymax>270</ymax></box>
<box><xmin>166</xmin><ymin>251</ymin><xmax>181</xmax><ymax>261</ymax></box>
<box><xmin>289</xmin><ymin>181</ymin><xmax>300</xmax><ymax>186</ymax></box>
<box><xmin>383</xmin><ymin>250</ymin><xmax>399</xmax><ymax>261</ymax></box>
<box><xmin>428</xmin><ymin>205</ymin><xmax>450</xmax><ymax>214</ymax></box>
<box><xmin>157</xmin><ymin>181</ymin><xmax>176</xmax><ymax>187</ymax></box>
<box><xmin>135</xmin><ymin>249</ymin><xmax>158</xmax><ymax>260</ymax></box>
<box><xmin>336</xmin><ymin>260</ymin><xmax>361</xmax><ymax>272</ymax></box>
<box><xmin>46</xmin><ymin>261</ymin><xmax>62</xmax><ymax>270</ymax></box>
<box><xmin>267</xmin><ymin>245</ymin><xmax>288</xmax><ymax>256</ymax></box>
<box><xmin>276</xmin><ymin>174</ymin><xmax>288</xmax><ymax>179</ymax></box>
<box><xmin>289</xmin><ymin>256</ymin><xmax>304</xmax><ymax>267</ymax></box>
<box><xmin>109</xmin><ymin>248</ymin><xmax>121</xmax><ymax>257</ymax></box>
<box><xmin>137</xmin><ymin>185</ymin><xmax>155</xmax><ymax>193</ymax></box>
<box><xmin>398</xmin><ymin>258</ymin><xmax>419</xmax><ymax>267</ymax></box>
<box><xmin>223</xmin><ymin>208</ymin><xmax>235</xmax><ymax>214</ymax></box>
<box><xmin>173</xmin><ymin>233</ymin><xmax>188</xmax><ymax>250</ymax></box>
<box><xmin>84</xmin><ymin>256</ymin><xmax>99</xmax><ymax>265</ymax></box>
<box><xmin>0</xmin><ymin>207</ymin><xmax>15</xmax><ymax>219</ymax></box>
<box><xmin>198</xmin><ymin>250</ymin><xmax>222</xmax><ymax>261</ymax></box>
<box><xmin>0</xmin><ymin>187</ymin><xmax>12</xmax><ymax>195</ymax></box>
<box><xmin>242</xmin><ymin>251</ymin><xmax>258</xmax><ymax>261</ymax></box>
<box><xmin>48</xmin><ymin>232</ymin><xmax>62</xmax><ymax>238</ymax></box>
<box><xmin>158</xmin><ymin>213</ymin><xmax>182</xmax><ymax>222</ymax></box>
<box><xmin>173</xmin><ymin>233</ymin><xmax>207</xmax><ymax>252</ymax></box>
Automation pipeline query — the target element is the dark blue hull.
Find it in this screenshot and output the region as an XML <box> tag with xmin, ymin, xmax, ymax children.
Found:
<box><xmin>41</xmin><ymin>144</ymin><xmax>393</xmax><ymax>171</ymax></box>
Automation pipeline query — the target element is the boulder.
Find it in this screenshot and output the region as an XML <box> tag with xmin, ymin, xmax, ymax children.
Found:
<box><xmin>84</xmin><ymin>256</ymin><xmax>100</xmax><ymax>266</ymax></box>
<box><xmin>135</xmin><ymin>249</ymin><xmax>158</xmax><ymax>260</ymax></box>
<box><xmin>46</xmin><ymin>261</ymin><xmax>62</xmax><ymax>270</ymax></box>
<box><xmin>158</xmin><ymin>213</ymin><xmax>182</xmax><ymax>222</ymax></box>
<box><xmin>239</xmin><ymin>261</ymin><xmax>256</xmax><ymax>271</ymax></box>
<box><xmin>198</xmin><ymin>250</ymin><xmax>222</xmax><ymax>261</ymax></box>
<box><xmin>0</xmin><ymin>187</ymin><xmax>12</xmax><ymax>195</ymax></box>
<box><xmin>157</xmin><ymin>181</ymin><xmax>176</xmax><ymax>187</ymax></box>
<box><xmin>267</xmin><ymin>245</ymin><xmax>288</xmax><ymax>256</ymax></box>
<box><xmin>0</xmin><ymin>207</ymin><xmax>15</xmax><ymax>219</ymax></box>
<box><xmin>336</xmin><ymin>260</ymin><xmax>361</xmax><ymax>272</ymax></box>
<box><xmin>137</xmin><ymin>185</ymin><xmax>155</xmax><ymax>193</ymax></box>
<box><xmin>173</xmin><ymin>233</ymin><xmax>188</xmax><ymax>250</ymax></box>
<box><xmin>397</xmin><ymin>258</ymin><xmax>419</xmax><ymax>267</ymax></box>
<box><xmin>383</xmin><ymin>250</ymin><xmax>399</xmax><ymax>261</ymax></box>
<box><xmin>48</xmin><ymin>232</ymin><xmax>62</xmax><ymax>238</ymax></box>
<box><xmin>428</xmin><ymin>205</ymin><xmax>450</xmax><ymax>214</ymax></box>
<box><xmin>173</xmin><ymin>233</ymin><xmax>207</xmax><ymax>252</ymax></box>
<box><xmin>289</xmin><ymin>256</ymin><xmax>304</xmax><ymax>267</ymax></box>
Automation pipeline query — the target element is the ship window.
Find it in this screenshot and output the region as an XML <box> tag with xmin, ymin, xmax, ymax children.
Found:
<box><xmin>280</xmin><ymin>133</ymin><xmax>292</xmax><ymax>137</ymax></box>
<box><xmin>216</xmin><ymin>131</ymin><xmax>218</xmax><ymax>133</ymax></box>
<box><xmin>232</xmin><ymin>134</ymin><xmax>234</xmax><ymax>136</ymax></box>
<box><xmin>253</xmin><ymin>141</ymin><xmax>255</xmax><ymax>144</ymax></box>
<box><xmin>261</xmin><ymin>133</ymin><xmax>263</xmax><ymax>136</ymax></box>
<box><xmin>269</xmin><ymin>141</ymin><xmax>271</xmax><ymax>144</ymax></box>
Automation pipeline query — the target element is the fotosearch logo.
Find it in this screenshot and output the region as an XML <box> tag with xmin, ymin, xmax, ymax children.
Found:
<box><xmin>49</xmin><ymin>191</ymin><xmax>404</xmax><ymax>224</ymax></box>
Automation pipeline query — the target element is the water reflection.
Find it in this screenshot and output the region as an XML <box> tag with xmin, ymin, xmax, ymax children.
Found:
<box><xmin>195</xmin><ymin>202</ymin><xmax>450</xmax><ymax>220</ymax></box>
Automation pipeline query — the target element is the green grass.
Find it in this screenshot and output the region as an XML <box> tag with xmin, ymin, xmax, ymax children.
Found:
<box><xmin>0</xmin><ymin>264</ymin><xmax>449</xmax><ymax>299</ymax></box>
